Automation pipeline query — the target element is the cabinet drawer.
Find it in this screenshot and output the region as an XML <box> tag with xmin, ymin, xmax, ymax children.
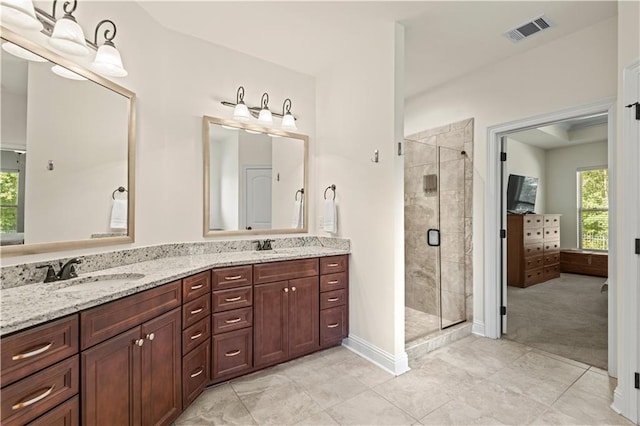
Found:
<box><xmin>544</xmin><ymin>264</ymin><xmax>561</xmax><ymax>280</ymax></box>
<box><xmin>183</xmin><ymin>317</ymin><xmax>211</xmax><ymax>355</ymax></box>
<box><xmin>1</xmin><ymin>356</ymin><xmax>79</xmax><ymax>426</ymax></box>
<box><xmin>320</xmin><ymin>255</ymin><xmax>348</xmax><ymax>275</ymax></box>
<box><xmin>543</xmin><ymin>227</ymin><xmax>560</xmax><ymax>241</ymax></box>
<box><xmin>212</xmin><ymin>286</ymin><xmax>252</xmax><ymax>313</ymax></box>
<box><xmin>1</xmin><ymin>315</ymin><xmax>78</xmax><ymax>387</ymax></box>
<box><xmin>523</xmin><ymin>215</ymin><xmax>543</xmax><ymax>228</ymax></box>
<box><xmin>81</xmin><ymin>281</ymin><xmax>181</xmax><ymax>349</ymax></box>
<box><xmin>320</xmin><ymin>289</ymin><xmax>347</xmax><ymax>310</ymax></box>
<box><xmin>182</xmin><ymin>293</ymin><xmax>211</xmax><ymax>329</ymax></box>
<box><xmin>320</xmin><ymin>306</ymin><xmax>347</xmax><ymax>347</ymax></box>
<box><xmin>544</xmin><ymin>214</ymin><xmax>561</xmax><ymax>227</ymax></box>
<box><xmin>253</xmin><ymin>258</ymin><xmax>319</xmax><ymax>284</ymax></box>
<box><xmin>320</xmin><ymin>272</ymin><xmax>347</xmax><ymax>292</ymax></box>
<box><xmin>544</xmin><ymin>241</ymin><xmax>560</xmax><ymax>252</ymax></box>
<box><xmin>524</xmin><ymin>255</ymin><xmax>544</xmax><ymax>271</ymax></box>
<box><xmin>27</xmin><ymin>394</ymin><xmax>78</xmax><ymax>426</ymax></box>
<box><xmin>212</xmin><ymin>266</ymin><xmax>253</xmax><ymax>290</ymax></box>
<box><xmin>523</xmin><ymin>242</ymin><xmax>543</xmax><ymax>257</ymax></box>
<box><xmin>213</xmin><ymin>307</ymin><xmax>252</xmax><ymax>335</ymax></box>
<box><xmin>524</xmin><ymin>267</ymin><xmax>545</xmax><ymax>287</ymax></box>
<box><xmin>183</xmin><ymin>271</ymin><xmax>211</xmax><ymax>302</ymax></box>
<box><xmin>544</xmin><ymin>251</ymin><xmax>560</xmax><ymax>265</ymax></box>
<box><xmin>523</xmin><ymin>228</ymin><xmax>543</xmax><ymax>243</ymax></box>
<box><xmin>182</xmin><ymin>339</ymin><xmax>210</xmax><ymax>409</ymax></box>
<box><xmin>213</xmin><ymin>328</ymin><xmax>252</xmax><ymax>380</ymax></box>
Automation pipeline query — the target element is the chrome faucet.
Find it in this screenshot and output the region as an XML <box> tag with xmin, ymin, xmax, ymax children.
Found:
<box><xmin>254</xmin><ymin>239</ymin><xmax>274</xmax><ymax>251</ymax></box>
<box><xmin>36</xmin><ymin>264</ymin><xmax>58</xmax><ymax>283</ymax></box>
<box><xmin>58</xmin><ymin>258</ymin><xmax>83</xmax><ymax>280</ymax></box>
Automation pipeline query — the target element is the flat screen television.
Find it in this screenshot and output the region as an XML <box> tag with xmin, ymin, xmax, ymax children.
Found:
<box><xmin>506</xmin><ymin>174</ymin><xmax>538</xmax><ymax>214</ymax></box>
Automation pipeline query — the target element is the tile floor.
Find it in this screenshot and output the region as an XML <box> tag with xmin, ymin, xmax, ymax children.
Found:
<box><xmin>405</xmin><ymin>306</ymin><xmax>441</xmax><ymax>343</ymax></box>
<box><xmin>175</xmin><ymin>335</ymin><xmax>633</xmax><ymax>426</ymax></box>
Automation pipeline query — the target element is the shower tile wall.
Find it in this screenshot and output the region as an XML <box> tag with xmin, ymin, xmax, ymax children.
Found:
<box><xmin>405</xmin><ymin>118</ymin><xmax>474</xmax><ymax>330</ymax></box>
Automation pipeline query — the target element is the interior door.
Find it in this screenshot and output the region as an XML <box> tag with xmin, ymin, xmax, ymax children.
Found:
<box><xmin>244</xmin><ymin>167</ymin><xmax>272</xmax><ymax>230</ymax></box>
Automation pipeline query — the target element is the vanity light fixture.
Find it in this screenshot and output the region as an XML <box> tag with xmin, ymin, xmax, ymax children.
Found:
<box><xmin>90</xmin><ymin>20</ymin><xmax>127</xmax><ymax>77</ymax></box>
<box><xmin>1</xmin><ymin>41</ymin><xmax>47</xmax><ymax>61</ymax></box>
<box><xmin>258</xmin><ymin>92</ymin><xmax>273</xmax><ymax>125</ymax></box>
<box><xmin>281</xmin><ymin>98</ymin><xmax>297</xmax><ymax>131</ymax></box>
<box><xmin>232</xmin><ymin>86</ymin><xmax>251</xmax><ymax>122</ymax></box>
<box><xmin>0</xmin><ymin>0</ymin><xmax>43</xmax><ymax>31</ymax></box>
<box><xmin>48</xmin><ymin>0</ymin><xmax>89</xmax><ymax>56</ymax></box>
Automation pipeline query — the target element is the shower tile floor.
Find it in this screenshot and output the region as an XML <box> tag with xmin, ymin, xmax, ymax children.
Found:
<box><xmin>405</xmin><ymin>306</ymin><xmax>440</xmax><ymax>342</ymax></box>
<box><xmin>175</xmin><ymin>336</ymin><xmax>632</xmax><ymax>425</ymax></box>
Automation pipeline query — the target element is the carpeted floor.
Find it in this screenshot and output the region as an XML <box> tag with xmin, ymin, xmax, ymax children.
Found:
<box><xmin>504</xmin><ymin>273</ymin><xmax>608</xmax><ymax>369</ymax></box>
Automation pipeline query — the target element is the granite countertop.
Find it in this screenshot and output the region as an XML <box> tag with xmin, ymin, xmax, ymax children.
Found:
<box><xmin>0</xmin><ymin>246</ymin><xmax>349</xmax><ymax>336</ymax></box>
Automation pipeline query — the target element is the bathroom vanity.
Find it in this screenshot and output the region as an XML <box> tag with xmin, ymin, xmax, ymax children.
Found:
<box><xmin>0</xmin><ymin>244</ymin><xmax>349</xmax><ymax>425</ymax></box>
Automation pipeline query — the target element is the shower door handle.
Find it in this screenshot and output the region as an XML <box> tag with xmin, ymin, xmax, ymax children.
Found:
<box><xmin>427</xmin><ymin>229</ymin><xmax>440</xmax><ymax>247</ymax></box>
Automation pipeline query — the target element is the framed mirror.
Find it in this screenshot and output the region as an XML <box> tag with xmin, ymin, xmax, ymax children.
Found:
<box><xmin>0</xmin><ymin>27</ymin><xmax>135</xmax><ymax>256</ymax></box>
<box><xmin>203</xmin><ymin>116</ymin><xmax>308</xmax><ymax>236</ymax></box>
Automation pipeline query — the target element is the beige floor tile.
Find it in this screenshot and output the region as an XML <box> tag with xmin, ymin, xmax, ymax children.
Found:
<box><xmin>508</xmin><ymin>351</ymin><xmax>586</xmax><ymax>386</ymax></box>
<box><xmin>320</xmin><ymin>345</ymin><xmax>360</xmax><ymax>364</ymax></box>
<box><xmin>530</xmin><ymin>348</ymin><xmax>591</xmax><ymax>370</ymax></box>
<box><xmin>530</xmin><ymin>407</ymin><xmax>591</xmax><ymax>425</ymax></box>
<box><xmin>327</xmin><ymin>390</ymin><xmax>417</xmax><ymax>425</ymax></box>
<box><xmin>294</xmin><ymin>411</ymin><xmax>339</xmax><ymax>426</ymax></box>
<box><xmin>552</xmin><ymin>387</ymin><xmax>633</xmax><ymax>425</ymax></box>
<box><xmin>174</xmin><ymin>383</ymin><xmax>257</xmax><ymax>426</ymax></box>
<box><xmin>419</xmin><ymin>399</ymin><xmax>506</xmax><ymax>425</ymax></box>
<box><xmin>329</xmin><ymin>355</ymin><xmax>394</xmax><ymax>388</ymax></box>
<box><xmin>570</xmin><ymin>369</ymin><xmax>617</xmax><ymax>401</ymax></box>
<box><xmin>305</xmin><ymin>373</ymin><xmax>368</xmax><ymax>409</ymax></box>
<box><xmin>421</xmin><ymin>342</ymin><xmax>512</xmax><ymax>379</ymax></box>
<box><xmin>486</xmin><ymin>366</ymin><xmax>573</xmax><ymax>406</ymax></box>
<box><xmin>282</xmin><ymin>358</ymin><xmax>345</xmax><ymax>389</ymax></box>
<box><xmin>230</xmin><ymin>367</ymin><xmax>293</xmax><ymax>396</ymax></box>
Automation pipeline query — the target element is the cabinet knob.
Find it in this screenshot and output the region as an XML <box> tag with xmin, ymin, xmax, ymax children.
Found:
<box><xmin>135</xmin><ymin>339</ymin><xmax>144</xmax><ymax>347</ymax></box>
<box><xmin>291</xmin><ymin>286</ymin><xmax>297</xmax><ymax>292</ymax></box>
<box><xmin>146</xmin><ymin>333</ymin><xmax>155</xmax><ymax>341</ymax></box>
<box><xmin>284</xmin><ymin>288</ymin><xmax>289</xmax><ymax>293</ymax></box>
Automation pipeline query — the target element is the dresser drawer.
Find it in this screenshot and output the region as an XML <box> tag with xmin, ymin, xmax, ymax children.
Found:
<box><xmin>182</xmin><ymin>339</ymin><xmax>210</xmax><ymax>409</ymax></box>
<box><xmin>523</xmin><ymin>215</ymin><xmax>544</xmax><ymax>228</ymax></box>
<box><xmin>253</xmin><ymin>258</ymin><xmax>319</xmax><ymax>284</ymax></box>
<box><xmin>320</xmin><ymin>255</ymin><xmax>348</xmax><ymax>275</ymax></box>
<box><xmin>212</xmin><ymin>328</ymin><xmax>252</xmax><ymax>380</ymax></box>
<box><xmin>182</xmin><ymin>271</ymin><xmax>211</xmax><ymax>302</ymax></box>
<box><xmin>544</xmin><ymin>241</ymin><xmax>561</xmax><ymax>252</ymax></box>
<box><xmin>543</xmin><ymin>227</ymin><xmax>560</xmax><ymax>241</ymax></box>
<box><xmin>27</xmin><ymin>394</ymin><xmax>78</xmax><ymax>426</ymax></box>
<box><xmin>544</xmin><ymin>251</ymin><xmax>560</xmax><ymax>265</ymax></box>
<box><xmin>212</xmin><ymin>286</ymin><xmax>252</xmax><ymax>312</ymax></box>
<box><xmin>524</xmin><ymin>267</ymin><xmax>545</xmax><ymax>287</ymax></box>
<box><xmin>183</xmin><ymin>317</ymin><xmax>211</xmax><ymax>355</ymax></box>
<box><xmin>523</xmin><ymin>242</ymin><xmax>544</xmax><ymax>257</ymax></box>
<box><xmin>1</xmin><ymin>356</ymin><xmax>79</xmax><ymax>426</ymax></box>
<box><xmin>212</xmin><ymin>266</ymin><xmax>253</xmax><ymax>290</ymax></box>
<box><xmin>320</xmin><ymin>272</ymin><xmax>347</xmax><ymax>292</ymax></box>
<box><xmin>1</xmin><ymin>315</ymin><xmax>78</xmax><ymax>387</ymax></box>
<box><xmin>544</xmin><ymin>264</ymin><xmax>561</xmax><ymax>280</ymax></box>
<box><xmin>543</xmin><ymin>214</ymin><xmax>561</xmax><ymax>227</ymax></box>
<box><xmin>182</xmin><ymin>293</ymin><xmax>211</xmax><ymax>329</ymax></box>
<box><xmin>320</xmin><ymin>289</ymin><xmax>347</xmax><ymax>310</ymax></box>
<box><xmin>523</xmin><ymin>228</ymin><xmax>543</xmax><ymax>243</ymax></box>
<box><xmin>213</xmin><ymin>307</ymin><xmax>252</xmax><ymax>335</ymax></box>
<box><xmin>524</xmin><ymin>255</ymin><xmax>544</xmax><ymax>271</ymax></box>
<box><xmin>320</xmin><ymin>306</ymin><xmax>347</xmax><ymax>347</ymax></box>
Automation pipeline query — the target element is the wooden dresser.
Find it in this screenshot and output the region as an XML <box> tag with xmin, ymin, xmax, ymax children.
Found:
<box><xmin>507</xmin><ymin>214</ymin><xmax>561</xmax><ymax>287</ymax></box>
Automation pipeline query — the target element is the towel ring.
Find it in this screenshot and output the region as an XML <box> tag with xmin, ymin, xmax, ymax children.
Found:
<box><xmin>295</xmin><ymin>188</ymin><xmax>304</xmax><ymax>201</ymax></box>
<box><xmin>324</xmin><ymin>184</ymin><xmax>336</xmax><ymax>200</ymax></box>
<box><xmin>112</xmin><ymin>186</ymin><xmax>128</xmax><ymax>200</ymax></box>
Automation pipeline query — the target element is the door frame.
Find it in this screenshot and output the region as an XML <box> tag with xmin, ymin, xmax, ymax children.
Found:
<box><xmin>484</xmin><ymin>97</ymin><xmax>617</xmax><ymax>375</ymax></box>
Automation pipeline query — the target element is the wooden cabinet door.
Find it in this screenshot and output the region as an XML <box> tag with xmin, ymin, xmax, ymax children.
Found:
<box><xmin>82</xmin><ymin>328</ymin><xmax>141</xmax><ymax>426</ymax></box>
<box><xmin>141</xmin><ymin>309</ymin><xmax>181</xmax><ymax>426</ymax></box>
<box><xmin>253</xmin><ymin>281</ymin><xmax>289</xmax><ymax>368</ymax></box>
<box><xmin>288</xmin><ymin>277</ymin><xmax>319</xmax><ymax>358</ymax></box>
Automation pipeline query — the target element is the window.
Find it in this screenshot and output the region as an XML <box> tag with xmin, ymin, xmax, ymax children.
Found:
<box><xmin>577</xmin><ymin>168</ymin><xmax>608</xmax><ymax>251</ymax></box>
<box><xmin>0</xmin><ymin>171</ymin><xmax>19</xmax><ymax>233</ymax></box>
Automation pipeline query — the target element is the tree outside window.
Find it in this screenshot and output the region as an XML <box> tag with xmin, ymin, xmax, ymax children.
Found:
<box><xmin>578</xmin><ymin>168</ymin><xmax>608</xmax><ymax>251</ymax></box>
<box><xmin>0</xmin><ymin>171</ymin><xmax>19</xmax><ymax>233</ymax></box>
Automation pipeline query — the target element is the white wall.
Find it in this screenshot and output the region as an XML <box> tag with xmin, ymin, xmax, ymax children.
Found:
<box><xmin>238</xmin><ymin>132</ymin><xmax>272</xmax><ymax>229</ymax></box>
<box><xmin>546</xmin><ymin>141</ymin><xmax>607</xmax><ymax>249</ymax></box>
<box><xmin>272</xmin><ymin>137</ymin><xmax>305</xmax><ymax>229</ymax></box>
<box><xmin>505</xmin><ymin>138</ymin><xmax>547</xmax><ymax>214</ymax></box>
<box><xmin>405</xmin><ymin>17</ymin><xmax>617</xmax><ymax>327</ymax></box>
<box><xmin>1</xmin><ymin>91</ymin><xmax>27</xmax><ymax>150</ymax></box>
<box><xmin>209</xmin><ymin>129</ymin><xmax>239</xmax><ymax>230</ymax></box>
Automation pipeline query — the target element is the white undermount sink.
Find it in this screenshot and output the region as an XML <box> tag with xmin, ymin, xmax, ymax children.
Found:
<box><xmin>52</xmin><ymin>273</ymin><xmax>145</xmax><ymax>292</ymax></box>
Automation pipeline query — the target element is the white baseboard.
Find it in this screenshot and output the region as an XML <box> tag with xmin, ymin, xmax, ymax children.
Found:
<box><xmin>342</xmin><ymin>334</ymin><xmax>410</xmax><ymax>376</ymax></box>
<box><xmin>472</xmin><ymin>319</ymin><xmax>485</xmax><ymax>337</ymax></box>
<box><xmin>611</xmin><ymin>386</ymin><xmax>623</xmax><ymax>414</ymax></box>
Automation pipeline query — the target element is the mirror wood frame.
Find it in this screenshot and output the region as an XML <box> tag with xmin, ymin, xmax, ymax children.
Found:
<box><xmin>203</xmin><ymin>115</ymin><xmax>309</xmax><ymax>237</ymax></box>
<box><xmin>0</xmin><ymin>26</ymin><xmax>136</xmax><ymax>257</ymax></box>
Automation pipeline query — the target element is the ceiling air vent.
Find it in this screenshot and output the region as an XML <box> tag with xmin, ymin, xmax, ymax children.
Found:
<box><xmin>504</xmin><ymin>15</ymin><xmax>553</xmax><ymax>43</ymax></box>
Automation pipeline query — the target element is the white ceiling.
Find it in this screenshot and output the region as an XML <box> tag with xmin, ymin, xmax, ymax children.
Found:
<box><xmin>508</xmin><ymin>115</ymin><xmax>608</xmax><ymax>150</ymax></box>
<box><xmin>137</xmin><ymin>1</ymin><xmax>617</xmax><ymax>99</ymax></box>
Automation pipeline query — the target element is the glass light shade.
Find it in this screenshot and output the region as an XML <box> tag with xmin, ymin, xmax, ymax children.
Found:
<box><xmin>51</xmin><ymin>64</ymin><xmax>87</xmax><ymax>81</ymax></box>
<box><xmin>2</xmin><ymin>41</ymin><xmax>46</xmax><ymax>62</ymax></box>
<box><xmin>0</xmin><ymin>0</ymin><xmax>42</xmax><ymax>31</ymax></box>
<box><xmin>258</xmin><ymin>108</ymin><xmax>273</xmax><ymax>125</ymax></box>
<box><xmin>281</xmin><ymin>113</ymin><xmax>297</xmax><ymax>131</ymax></box>
<box><xmin>245</xmin><ymin>129</ymin><xmax>261</xmax><ymax>134</ymax></box>
<box><xmin>91</xmin><ymin>43</ymin><xmax>128</xmax><ymax>77</ymax></box>
<box><xmin>232</xmin><ymin>102</ymin><xmax>251</xmax><ymax>122</ymax></box>
<box><xmin>221</xmin><ymin>124</ymin><xmax>239</xmax><ymax>131</ymax></box>
<box><xmin>48</xmin><ymin>17</ymin><xmax>89</xmax><ymax>56</ymax></box>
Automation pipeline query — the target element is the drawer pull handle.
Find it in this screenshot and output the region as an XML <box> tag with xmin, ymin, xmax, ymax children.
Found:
<box><xmin>225</xmin><ymin>296</ymin><xmax>242</xmax><ymax>302</ymax></box>
<box><xmin>12</xmin><ymin>385</ymin><xmax>55</xmax><ymax>410</ymax></box>
<box><xmin>191</xmin><ymin>308</ymin><xmax>204</xmax><ymax>314</ymax></box>
<box><xmin>327</xmin><ymin>263</ymin><xmax>339</xmax><ymax>267</ymax></box>
<box><xmin>225</xmin><ymin>318</ymin><xmax>242</xmax><ymax>324</ymax></box>
<box><xmin>190</xmin><ymin>284</ymin><xmax>204</xmax><ymax>290</ymax></box>
<box><xmin>190</xmin><ymin>332</ymin><xmax>203</xmax><ymax>340</ymax></box>
<box><xmin>190</xmin><ymin>368</ymin><xmax>204</xmax><ymax>378</ymax></box>
<box><xmin>12</xmin><ymin>342</ymin><xmax>53</xmax><ymax>360</ymax></box>
<box><xmin>225</xmin><ymin>349</ymin><xmax>241</xmax><ymax>357</ymax></box>
<box><xmin>327</xmin><ymin>323</ymin><xmax>340</xmax><ymax>328</ymax></box>
<box><xmin>328</xmin><ymin>280</ymin><xmax>339</xmax><ymax>284</ymax></box>
<box><xmin>327</xmin><ymin>297</ymin><xmax>340</xmax><ymax>302</ymax></box>
<box><xmin>225</xmin><ymin>275</ymin><xmax>243</xmax><ymax>281</ymax></box>
<box><xmin>146</xmin><ymin>333</ymin><xmax>155</xmax><ymax>341</ymax></box>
